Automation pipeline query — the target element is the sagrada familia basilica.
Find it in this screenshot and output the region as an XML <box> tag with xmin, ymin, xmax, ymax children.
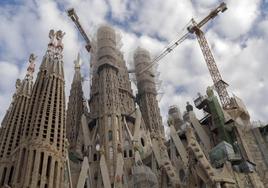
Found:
<box><xmin>0</xmin><ymin>3</ymin><xmax>268</xmax><ymax>188</ymax></box>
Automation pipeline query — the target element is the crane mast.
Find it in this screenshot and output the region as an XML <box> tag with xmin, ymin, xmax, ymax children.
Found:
<box><xmin>187</xmin><ymin>2</ymin><xmax>231</xmax><ymax>109</ymax></box>
<box><xmin>194</xmin><ymin>27</ymin><xmax>231</xmax><ymax>109</ymax></box>
<box><xmin>67</xmin><ymin>8</ymin><xmax>91</xmax><ymax>52</ymax></box>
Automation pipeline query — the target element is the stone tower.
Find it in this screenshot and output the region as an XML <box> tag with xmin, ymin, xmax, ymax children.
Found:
<box><xmin>66</xmin><ymin>54</ymin><xmax>86</xmax><ymax>188</ymax></box>
<box><xmin>0</xmin><ymin>54</ymin><xmax>35</xmax><ymax>187</ymax></box>
<box><xmin>134</xmin><ymin>48</ymin><xmax>164</xmax><ymax>136</ymax></box>
<box><xmin>66</xmin><ymin>54</ymin><xmax>85</xmax><ymax>154</ymax></box>
<box><xmin>88</xmin><ymin>25</ymin><xmax>137</xmax><ymax>186</ymax></box>
<box><xmin>13</xmin><ymin>30</ymin><xmax>67</xmax><ymax>188</ymax></box>
<box><xmin>168</xmin><ymin>105</ymin><xmax>184</xmax><ymax>131</ymax></box>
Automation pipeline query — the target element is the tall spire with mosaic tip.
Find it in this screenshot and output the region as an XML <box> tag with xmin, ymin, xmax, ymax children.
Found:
<box><xmin>0</xmin><ymin>54</ymin><xmax>36</xmax><ymax>187</ymax></box>
<box><xmin>13</xmin><ymin>29</ymin><xmax>68</xmax><ymax>188</ymax></box>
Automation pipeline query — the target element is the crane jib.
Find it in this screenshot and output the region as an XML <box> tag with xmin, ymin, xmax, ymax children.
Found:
<box><xmin>67</xmin><ymin>8</ymin><xmax>91</xmax><ymax>52</ymax></box>
<box><xmin>136</xmin><ymin>2</ymin><xmax>231</xmax><ymax>109</ymax></box>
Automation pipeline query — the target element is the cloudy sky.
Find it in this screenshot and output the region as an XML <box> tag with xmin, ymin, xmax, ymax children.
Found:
<box><xmin>0</xmin><ymin>0</ymin><xmax>267</xmax><ymax>129</ymax></box>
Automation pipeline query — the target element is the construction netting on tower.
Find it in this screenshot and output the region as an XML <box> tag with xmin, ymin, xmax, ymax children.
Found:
<box><xmin>133</xmin><ymin>47</ymin><xmax>162</xmax><ymax>98</ymax></box>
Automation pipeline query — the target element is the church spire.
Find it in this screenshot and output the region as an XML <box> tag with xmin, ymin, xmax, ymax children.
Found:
<box><xmin>74</xmin><ymin>53</ymin><xmax>81</xmax><ymax>70</ymax></box>
<box><xmin>73</xmin><ymin>53</ymin><xmax>82</xmax><ymax>82</ymax></box>
<box><xmin>1</xmin><ymin>54</ymin><xmax>36</xmax><ymax>128</ymax></box>
<box><xmin>66</xmin><ymin>53</ymin><xmax>84</xmax><ymax>154</ymax></box>
<box><xmin>40</xmin><ymin>29</ymin><xmax>65</xmax><ymax>78</ymax></box>
<box><xmin>17</xmin><ymin>54</ymin><xmax>36</xmax><ymax>97</ymax></box>
<box><xmin>13</xmin><ymin>29</ymin><xmax>67</xmax><ymax>187</ymax></box>
<box><xmin>0</xmin><ymin>54</ymin><xmax>36</xmax><ymax>187</ymax></box>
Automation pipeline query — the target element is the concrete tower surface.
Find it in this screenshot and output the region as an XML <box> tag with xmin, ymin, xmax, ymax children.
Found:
<box><xmin>0</xmin><ymin>54</ymin><xmax>35</xmax><ymax>187</ymax></box>
<box><xmin>13</xmin><ymin>29</ymin><xmax>67</xmax><ymax>188</ymax></box>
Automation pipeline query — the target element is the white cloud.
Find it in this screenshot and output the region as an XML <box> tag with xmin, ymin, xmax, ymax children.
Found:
<box><xmin>0</xmin><ymin>0</ymin><xmax>267</xmax><ymax>126</ymax></box>
<box><xmin>0</xmin><ymin>62</ymin><xmax>19</xmax><ymax>91</ymax></box>
<box><xmin>257</xmin><ymin>17</ymin><xmax>268</xmax><ymax>37</ymax></box>
<box><xmin>0</xmin><ymin>61</ymin><xmax>20</xmax><ymax>122</ymax></box>
<box><xmin>126</xmin><ymin>0</ymin><xmax>195</xmax><ymax>41</ymax></box>
<box><xmin>215</xmin><ymin>0</ymin><xmax>261</xmax><ymax>39</ymax></box>
<box><xmin>107</xmin><ymin>0</ymin><xmax>130</xmax><ymax>21</ymax></box>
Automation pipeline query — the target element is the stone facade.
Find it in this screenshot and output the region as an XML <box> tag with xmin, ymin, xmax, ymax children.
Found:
<box><xmin>0</xmin><ymin>26</ymin><xmax>268</xmax><ymax>188</ymax></box>
<box><xmin>85</xmin><ymin>26</ymin><xmax>153</xmax><ymax>187</ymax></box>
<box><xmin>0</xmin><ymin>30</ymin><xmax>68</xmax><ymax>188</ymax></box>
<box><xmin>67</xmin><ymin>26</ymin><xmax>268</xmax><ymax>188</ymax></box>
<box><xmin>0</xmin><ymin>54</ymin><xmax>35</xmax><ymax>187</ymax></box>
<box><xmin>244</xmin><ymin>127</ymin><xmax>268</xmax><ymax>187</ymax></box>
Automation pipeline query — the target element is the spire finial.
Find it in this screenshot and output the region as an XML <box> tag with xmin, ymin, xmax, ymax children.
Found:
<box><xmin>47</xmin><ymin>29</ymin><xmax>65</xmax><ymax>55</ymax></box>
<box><xmin>26</xmin><ymin>53</ymin><xmax>36</xmax><ymax>79</ymax></box>
<box><xmin>74</xmin><ymin>53</ymin><xmax>81</xmax><ymax>69</ymax></box>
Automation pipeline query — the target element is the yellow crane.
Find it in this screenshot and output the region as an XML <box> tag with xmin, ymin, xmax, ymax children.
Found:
<box><xmin>187</xmin><ymin>2</ymin><xmax>230</xmax><ymax>109</ymax></box>
<box><xmin>67</xmin><ymin>8</ymin><xmax>91</xmax><ymax>53</ymax></box>
<box><xmin>67</xmin><ymin>3</ymin><xmax>231</xmax><ymax>109</ymax></box>
<box><xmin>137</xmin><ymin>2</ymin><xmax>232</xmax><ymax>109</ymax></box>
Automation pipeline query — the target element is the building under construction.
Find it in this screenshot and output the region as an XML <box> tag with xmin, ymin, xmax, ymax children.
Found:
<box><xmin>0</xmin><ymin>2</ymin><xmax>268</xmax><ymax>188</ymax></box>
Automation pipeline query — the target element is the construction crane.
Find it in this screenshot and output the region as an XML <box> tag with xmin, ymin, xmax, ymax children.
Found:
<box><xmin>137</xmin><ymin>2</ymin><xmax>231</xmax><ymax>109</ymax></box>
<box><xmin>187</xmin><ymin>2</ymin><xmax>231</xmax><ymax>109</ymax></box>
<box><xmin>67</xmin><ymin>8</ymin><xmax>91</xmax><ymax>52</ymax></box>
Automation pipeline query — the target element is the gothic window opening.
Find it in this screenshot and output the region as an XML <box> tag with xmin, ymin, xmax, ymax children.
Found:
<box><xmin>93</xmin><ymin>153</ymin><xmax>98</xmax><ymax>161</ymax></box>
<box><xmin>108</xmin><ymin>131</ymin><xmax>113</xmax><ymax>141</ymax></box>
<box><xmin>1</xmin><ymin>167</ymin><xmax>7</xmax><ymax>186</ymax></box>
<box><xmin>129</xmin><ymin>150</ymin><xmax>133</xmax><ymax>158</ymax></box>
<box><xmin>39</xmin><ymin>152</ymin><xmax>44</xmax><ymax>175</ymax></box>
<box><xmin>46</xmin><ymin>156</ymin><xmax>52</xmax><ymax>177</ymax></box>
<box><xmin>53</xmin><ymin>161</ymin><xmax>58</xmax><ymax>188</ymax></box>
<box><xmin>8</xmin><ymin>166</ymin><xmax>14</xmax><ymax>186</ymax></box>
<box><xmin>141</xmin><ymin>138</ymin><xmax>145</xmax><ymax>147</ymax></box>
